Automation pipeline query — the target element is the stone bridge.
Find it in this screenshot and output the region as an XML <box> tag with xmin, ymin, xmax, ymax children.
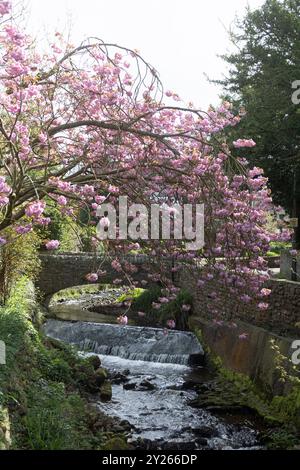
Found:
<box><xmin>36</xmin><ymin>252</ymin><xmax>173</xmax><ymax>296</ymax></box>
<box><xmin>37</xmin><ymin>252</ymin><xmax>300</xmax><ymax>329</ymax></box>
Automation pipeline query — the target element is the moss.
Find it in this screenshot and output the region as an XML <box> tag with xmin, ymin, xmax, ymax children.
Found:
<box><xmin>260</xmin><ymin>427</ymin><xmax>299</xmax><ymax>450</ymax></box>
<box><xmin>94</xmin><ymin>368</ymin><xmax>107</xmax><ymax>385</ymax></box>
<box><xmin>0</xmin><ymin>408</ymin><xmax>11</xmax><ymax>449</ymax></box>
<box><xmin>270</xmin><ymin>388</ymin><xmax>300</xmax><ymax>428</ymax></box>
<box><xmin>85</xmin><ymin>354</ymin><xmax>101</xmax><ymax>371</ymax></box>
<box><xmin>100</xmin><ymin>436</ymin><xmax>129</xmax><ymax>450</ymax></box>
<box><xmin>51</xmin><ymin>284</ymin><xmax>112</xmax><ymax>303</ymax></box>
<box><xmin>100</xmin><ymin>382</ymin><xmax>112</xmax><ymax>402</ymax></box>
<box><xmin>116</xmin><ymin>287</ymin><xmax>146</xmax><ymax>304</ymax></box>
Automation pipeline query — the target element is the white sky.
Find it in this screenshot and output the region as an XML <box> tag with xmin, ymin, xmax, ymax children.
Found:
<box><xmin>24</xmin><ymin>0</ymin><xmax>265</xmax><ymax>109</ymax></box>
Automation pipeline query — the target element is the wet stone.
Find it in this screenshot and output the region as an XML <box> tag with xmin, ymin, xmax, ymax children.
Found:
<box><xmin>123</xmin><ymin>382</ymin><xmax>137</xmax><ymax>390</ymax></box>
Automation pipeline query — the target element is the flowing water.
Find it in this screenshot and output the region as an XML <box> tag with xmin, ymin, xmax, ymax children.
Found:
<box><xmin>44</xmin><ymin>318</ymin><xmax>262</xmax><ymax>450</ymax></box>
<box><xmin>95</xmin><ymin>355</ymin><xmax>260</xmax><ymax>450</ymax></box>
<box><xmin>44</xmin><ymin>320</ymin><xmax>204</xmax><ymax>365</ymax></box>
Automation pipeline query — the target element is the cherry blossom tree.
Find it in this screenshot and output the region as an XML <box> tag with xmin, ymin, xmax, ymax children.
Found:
<box><xmin>0</xmin><ymin>2</ymin><xmax>284</xmax><ymax>320</ymax></box>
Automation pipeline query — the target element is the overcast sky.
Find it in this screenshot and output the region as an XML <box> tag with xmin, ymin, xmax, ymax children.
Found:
<box><xmin>24</xmin><ymin>0</ymin><xmax>265</xmax><ymax>109</ymax></box>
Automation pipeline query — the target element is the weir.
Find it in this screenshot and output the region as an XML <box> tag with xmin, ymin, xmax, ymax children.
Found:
<box><xmin>43</xmin><ymin>320</ymin><xmax>204</xmax><ymax>365</ymax></box>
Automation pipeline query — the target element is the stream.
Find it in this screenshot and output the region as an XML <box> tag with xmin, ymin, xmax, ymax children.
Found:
<box><xmin>44</xmin><ymin>317</ymin><xmax>262</xmax><ymax>450</ymax></box>
<box><xmin>95</xmin><ymin>355</ymin><xmax>259</xmax><ymax>450</ymax></box>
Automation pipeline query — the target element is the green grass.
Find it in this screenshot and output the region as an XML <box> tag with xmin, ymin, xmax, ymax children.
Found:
<box><xmin>269</xmin><ymin>241</ymin><xmax>292</xmax><ymax>254</ymax></box>
<box><xmin>266</xmin><ymin>251</ymin><xmax>279</xmax><ymax>257</ymax></box>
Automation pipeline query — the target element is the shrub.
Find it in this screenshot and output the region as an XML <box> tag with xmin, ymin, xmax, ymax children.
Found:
<box><xmin>0</xmin><ymin>230</ymin><xmax>41</xmax><ymax>303</ymax></box>
<box><xmin>158</xmin><ymin>290</ymin><xmax>193</xmax><ymax>330</ymax></box>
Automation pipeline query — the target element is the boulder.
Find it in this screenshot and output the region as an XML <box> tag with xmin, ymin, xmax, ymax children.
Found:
<box><xmin>94</xmin><ymin>368</ymin><xmax>107</xmax><ymax>386</ymax></box>
<box><xmin>100</xmin><ymin>382</ymin><xmax>112</xmax><ymax>401</ymax></box>
<box><xmin>123</xmin><ymin>382</ymin><xmax>137</xmax><ymax>390</ymax></box>
<box><xmin>86</xmin><ymin>355</ymin><xmax>101</xmax><ymax>370</ymax></box>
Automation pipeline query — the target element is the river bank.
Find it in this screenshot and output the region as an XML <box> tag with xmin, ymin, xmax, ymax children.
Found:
<box><xmin>0</xmin><ymin>278</ymin><xmax>131</xmax><ymax>450</ymax></box>
<box><xmin>1</xmin><ymin>279</ymin><xmax>299</xmax><ymax>450</ymax></box>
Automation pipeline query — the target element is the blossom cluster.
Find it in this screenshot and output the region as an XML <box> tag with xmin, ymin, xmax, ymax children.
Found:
<box><xmin>0</xmin><ymin>4</ymin><xmax>285</xmax><ymax>323</ymax></box>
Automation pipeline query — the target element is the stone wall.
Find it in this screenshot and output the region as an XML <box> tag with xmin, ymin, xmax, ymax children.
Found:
<box><xmin>190</xmin><ymin>316</ymin><xmax>296</xmax><ymax>395</ymax></box>
<box><xmin>38</xmin><ymin>253</ymin><xmax>300</xmax><ymax>329</ymax></box>
<box><xmin>176</xmin><ymin>265</ymin><xmax>300</xmax><ymax>330</ymax></box>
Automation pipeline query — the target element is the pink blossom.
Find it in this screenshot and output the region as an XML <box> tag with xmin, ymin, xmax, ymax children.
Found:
<box><xmin>0</xmin><ymin>18</ymin><xmax>278</xmax><ymax>324</ymax></box>
<box><xmin>260</xmin><ymin>288</ymin><xmax>271</xmax><ymax>297</ymax></box>
<box><xmin>138</xmin><ymin>311</ymin><xmax>146</xmax><ymax>317</ymax></box>
<box><xmin>45</xmin><ymin>240</ymin><xmax>60</xmax><ymax>250</ymax></box>
<box><xmin>36</xmin><ymin>217</ymin><xmax>51</xmax><ymax>226</ymax></box>
<box><xmin>15</xmin><ymin>224</ymin><xmax>32</xmax><ymax>235</ymax></box>
<box><xmin>0</xmin><ymin>237</ymin><xmax>7</xmax><ymax>246</ymax></box>
<box><xmin>240</xmin><ymin>294</ymin><xmax>251</xmax><ymax>303</ymax></box>
<box><xmin>0</xmin><ymin>176</ymin><xmax>11</xmax><ymax>206</ymax></box>
<box><xmin>152</xmin><ymin>302</ymin><xmax>161</xmax><ymax>310</ymax></box>
<box><xmin>108</xmin><ymin>185</ymin><xmax>119</xmax><ymax>194</ymax></box>
<box><xmin>95</xmin><ymin>195</ymin><xmax>106</xmax><ymax>204</ymax></box>
<box><xmin>258</xmin><ymin>302</ymin><xmax>269</xmax><ymax>310</ymax></box>
<box><xmin>39</xmin><ymin>132</ymin><xmax>48</xmax><ymax>144</ymax></box>
<box><xmin>81</xmin><ymin>185</ymin><xmax>95</xmax><ymax>196</ymax></box>
<box><xmin>6</xmin><ymin>62</ymin><xmax>28</xmax><ymax>77</ymax></box>
<box><xmin>86</xmin><ymin>273</ymin><xmax>98</xmax><ymax>282</ymax></box>
<box><xmin>0</xmin><ymin>1</ymin><xmax>11</xmax><ymax>16</ymax></box>
<box><xmin>117</xmin><ymin>315</ymin><xmax>128</xmax><ymax>326</ymax></box>
<box><xmin>158</xmin><ymin>297</ymin><xmax>169</xmax><ymax>304</ymax></box>
<box><xmin>248</xmin><ymin>167</ymin><xmax>264</xmax><ymax>178</ymax></box>
<box><xmin>238</xmin><ymin>333</ymin><xmax>248</xmax><ymax>340</ymax></box>
<box><xmin>290</xmin><ymin>249</ymin><xmax>298</xmax><ymax>257</ymax></box>
<box><xmin>181</xmin><ymin>304</ymin><xmax>191</xmax><ymax>312</ymax></box>
<box><xmin>233</xmin><ymin>139</ymin><xmax>256</xmax><ymax>148</ymax></box>
<box><xmin>57</xmin><ymin>195</ymin><xmax>67</xmax><ymax>206</ymax></box>
<box><xmin>166</xmin><ymin>319</ymin><xmax>176</xmax><ymax>329</ymax></box>
<box><xmin>128</xmin><ymin>243</ymin><xmax>140</xmax><ymax>250</ymax></box>
<box><xmin>25</xmin><ymin>201</ymin><xmax>45</xmax><ymax>219</ymax></box>
<box><xmin>111</xmin><ymin>259</ymin><xmax>122</xmax><ymax>272</ymax></box>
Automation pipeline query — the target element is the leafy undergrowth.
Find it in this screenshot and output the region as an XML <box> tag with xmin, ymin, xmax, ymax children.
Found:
<box><xmin>0</xmin><ymin>277</ymin><xmax>128</xmax><ymax>450</ymax></box>
<box><xmin>118</xmin><ymin>286</ymin><xmax>193</xmax><ymax>329</ymax></box>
